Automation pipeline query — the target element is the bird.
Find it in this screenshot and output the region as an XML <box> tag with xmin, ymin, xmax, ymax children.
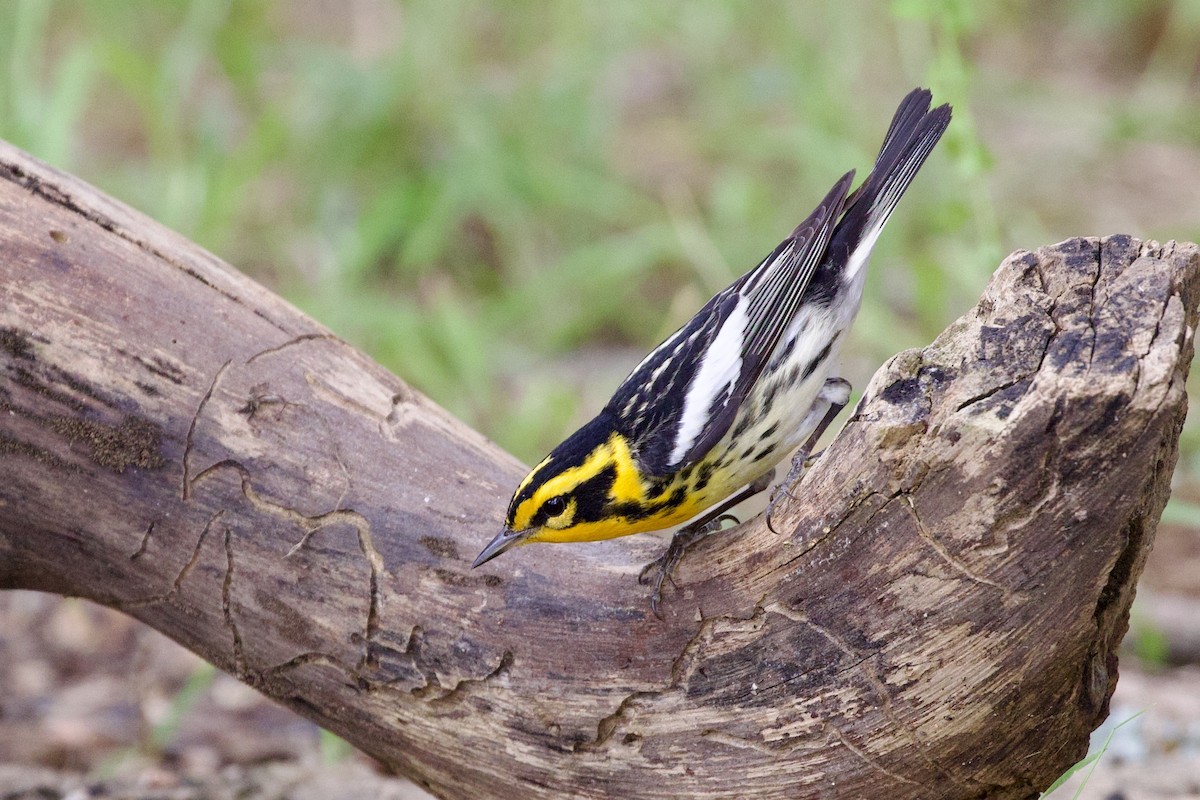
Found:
<box><xmin>472</xmin><ymin>89</ymin><xmax>951</xmax><ymax>615</ymax></box>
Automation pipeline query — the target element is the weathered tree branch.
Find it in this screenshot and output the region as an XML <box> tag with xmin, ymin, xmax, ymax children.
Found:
<box><xmin>1</xmin><ymin>138</ymin><xmax>1196</xmax><ymax>799</ymax></box>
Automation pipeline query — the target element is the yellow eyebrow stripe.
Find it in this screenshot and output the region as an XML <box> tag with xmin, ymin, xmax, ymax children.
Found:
<box><xmin>511</xmin><ymin>433</ymin><xmax>646</xmax><ymax>531</ymax></box>
<box><xmin>514</xmin><ymin>453</ymin><xmax>554</xmax><ymax>499</ymax></box>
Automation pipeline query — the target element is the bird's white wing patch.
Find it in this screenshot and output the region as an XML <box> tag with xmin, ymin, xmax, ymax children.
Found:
<box><xmin>668</xmin><ymin>296</ymin><xmax>749</xmax><ymax>466</ymax></box>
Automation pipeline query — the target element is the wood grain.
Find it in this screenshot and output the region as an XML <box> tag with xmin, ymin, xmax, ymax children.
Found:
<box><xmin>1</xmin><ymin>139</ymin><xmax>1195</xmax><ymax>798</ymax></box>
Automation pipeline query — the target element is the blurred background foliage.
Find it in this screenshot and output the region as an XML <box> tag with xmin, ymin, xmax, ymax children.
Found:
<box><xmin>2</xmin><ymin>0</ymin><xmax>1199</xmax><ymax>499</ymax></box>
<box><xmin>4</xmin><ymin>1</ymin><xmax>1200</xmax><ymax>793</ymax></box>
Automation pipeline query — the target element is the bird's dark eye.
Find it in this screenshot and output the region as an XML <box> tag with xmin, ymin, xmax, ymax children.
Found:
<box><xmin>544</xmin><ymin>496</ymin><xmax>567</xmax><ymax>517</ymax></box>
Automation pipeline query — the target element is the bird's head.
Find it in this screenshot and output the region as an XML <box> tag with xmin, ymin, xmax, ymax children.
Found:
<box><xmin>472</xmin><ymin>415</ymin><xmax>647</xmax><ymax>567</ymax></box>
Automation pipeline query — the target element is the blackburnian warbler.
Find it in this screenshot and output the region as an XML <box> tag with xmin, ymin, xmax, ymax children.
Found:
<box><xmin>474</xmin><ymin>89</ymin><xmax>951</xmax><ymax>612</ymax></box>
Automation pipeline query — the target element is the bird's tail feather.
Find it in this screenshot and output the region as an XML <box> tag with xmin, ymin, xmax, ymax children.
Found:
<box><xmin>834</xmin><ymin>88</ymin><xmax>952</xmax><ymax>279</ymax></box>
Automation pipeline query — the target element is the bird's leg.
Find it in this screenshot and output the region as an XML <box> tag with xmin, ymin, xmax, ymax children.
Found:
<box><xmin>766</xmin><ymin>377</ymin><xmax>851</xmax><ymax>534</ymax></box>
<box><xmin>639</xmin><ymin>468</ymin><xmax>776</xmax><ymax>618</ymax></box>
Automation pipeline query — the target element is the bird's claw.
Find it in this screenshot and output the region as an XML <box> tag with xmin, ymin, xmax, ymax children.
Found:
<box><xmin>765</xmin><ymin>451</ymin><xmax>815</xmax><ymax>534</ymax></box>
<box><xmin>764</xmin><ymin>489</ymin><xmax>793</xmax><ymax>535</ymax></box>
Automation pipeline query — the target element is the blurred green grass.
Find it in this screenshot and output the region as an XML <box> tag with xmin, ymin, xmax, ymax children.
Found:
<box><xmin>2</xmin><ymin>0</ymin><xmax>1199</xmax><ymax>501</ymax></box>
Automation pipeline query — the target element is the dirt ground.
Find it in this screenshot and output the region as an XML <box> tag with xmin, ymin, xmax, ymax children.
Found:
<box><xmin>0</xmin><ymin>588</ymin><xmax>435</xmax><ymax>800</ymax></box>
<box><xmin>2</xmin><ymin>523</ymin><xmax>1199</xmax><ymax>798</ymax></box>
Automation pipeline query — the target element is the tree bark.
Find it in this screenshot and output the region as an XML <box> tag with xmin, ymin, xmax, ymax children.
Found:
<box><xmin>1</xmin><ymin>138</ymin><xmax>1196</xmax><ymax>799</ymax></box>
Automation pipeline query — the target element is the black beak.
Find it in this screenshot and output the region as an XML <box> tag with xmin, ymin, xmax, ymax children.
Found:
<box><xmin>471</xmin><ymin>528</ymin><xmax>525</xmax><ymax>568</ymax></box>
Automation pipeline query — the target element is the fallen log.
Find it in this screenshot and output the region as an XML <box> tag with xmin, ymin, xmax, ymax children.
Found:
<box><xmin>1</xmin><ymin>138</ymin><xmax>1196</xmax><ymax>799</ymax></box>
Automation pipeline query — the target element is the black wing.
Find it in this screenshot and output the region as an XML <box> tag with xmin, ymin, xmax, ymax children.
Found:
<box><xmin>606</xmin><ymin>171</ymin><xmax>854</xmax><ymax>477</ymax></box>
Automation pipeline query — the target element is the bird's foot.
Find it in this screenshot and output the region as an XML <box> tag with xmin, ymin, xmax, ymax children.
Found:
<box><xmin>765</xmin><ymin>449</ymin><xmax>820</xmax><ymax>534</ymax></box>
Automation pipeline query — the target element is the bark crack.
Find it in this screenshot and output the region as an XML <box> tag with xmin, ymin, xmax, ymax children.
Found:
<box><xmin>130</xmin><ymin>519</ymin><xmax>155</xmax><ymax>560</ymax></box>
<box><xmin>419</xmin><ymin>650</ymin><xmax>515</xmax><ymax>705</ymax></box>
<box><xmin>575</xmin><ymin>604</ymin><xmax>768</xmax><ymax>753</ymax></box>
<box><xmin>772</xmin><ymin>490</ymin><xmax>896</xmax><ymax>579</ymax></box>
<box><xmin>827</xmin><ymin>723</ymin><xmax>923</xmax><ymax>788</ymax></box>
<box><xmin>182</xmin><ymin>360</ymin><xmax>230</xmax><ymax>501</ymax></box>
<box><xmin>903</xmin><ymin>495</ymin><xmax>1007</xmax><ymax>592</ymax></box>
<box><xmin>954</xmin><ymin>373</ymin><xmax>1033</xmax><ymax>413</ymax></box>
<box><xmin>189</xmin><ymin>458</ymin><xmax>384</xmax><ymax>671</ymax></box>
<box><xmin>223</xmin><ymin>523</ymin><xmax>247</xmax><ymax>677</ymax></box>
<box><xmin>369</xmin><ymin>626</ymin><xmax>510</xmax><ymax>704</ymax></box>
<box><xmin>246</xmin><ymin>333</ymin><xmax>339</xmax><ymax>364</ymax></box>
<box><xmin>575</xmin><ymin>690</ymin><xmax>657</xmax><ymax>752</ymax></box>
<box><xmin>1084</xmin><ymin>238</ymin><xmax>1103</xmax><ymax>369</ymax></box>
<box><xmin>699</xmin><ymin>728</ymin><xmax>822</xmax><ymax>756</ymax></box>
<box><xmin>118</xmin><ymin>510</ymin><xmax>224</xmax><ymax>609</ymax></box>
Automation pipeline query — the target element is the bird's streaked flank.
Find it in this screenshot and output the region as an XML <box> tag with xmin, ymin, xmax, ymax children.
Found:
<box><xmin>473</xmin><ymin>89</ymin><xmax>951</xmax><ymax>614</ymax></box>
